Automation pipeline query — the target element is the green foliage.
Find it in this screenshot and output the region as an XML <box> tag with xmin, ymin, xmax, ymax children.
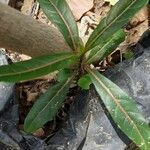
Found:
<box><xmin>123</xmin><ymin>49</ymin><xmax>134</xmax><ymax>60</ymax></box>
<box><xmin>84</xmin><ymin>29</ymin><xmax>126</xmax><ymax>63</ymax></box>
<box><xmin>57</xmin><ymin>69</ymin><xmax>72</xmax><ymax>82</ymax></box>
<box><xmin>0</xmin><ymin>0</ymin><xmax>149</xmax><ymax>148</ymax></box>
<box><xmin>38</xmin><ymin>0</ymin><xmax>81</xmax><ymax>51</ymax></box>
<box><xmin>86</xmin><ymin>68</ymin><xmax>150</xmax><ymax>149</ymax></box>
<box><xmin>0</xmin><ymin>52</ymin><xmax>78</xmax><ymax>82</ymax></box>
<box><xmin>24</xmin><ymin>76</ymin><xmax>73</xmax><ymax>133</ymax></box>
<box><xmin>85</xmin><ymin>0</ymin><xmax>148</xmax><ymax>51</ymax></box>
<box><xmin>78</xmin><ymin>74</ymin><xmax>92</xmax><ymax>90</ymax></box>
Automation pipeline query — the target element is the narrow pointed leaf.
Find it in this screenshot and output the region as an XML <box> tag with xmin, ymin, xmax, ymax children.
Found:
<box><xmin>84</xmin><ymin>29</ymin><xmax>125</xmax><ymax>64</ymax></box>
<box><xmin>38</xmin><ymin>0</ymin><xmax>80</xmax><ymax>51</ymax></box>
<box><xmin>87</xmin><ymin>68</ymin><xmax>150</xmax><ymax>149</ymax></box>
<box><xmin>57</xmin><ymin>68</ymin><xmax>72</xmax><ymax>82</ymax></box>
<box><xmin>24</xmin><ymin>76</ymin><xmax>73</xmax><ymax>133</ymax></box>
<box><xmin>0</xmin><ymin>52</ymin><xmax>79</xmax><ymax>82</ymax></box>
<box><xmin>85</xmin><ymin>0</ymin><xmax>148</xmax><ymax>51</ymax></box>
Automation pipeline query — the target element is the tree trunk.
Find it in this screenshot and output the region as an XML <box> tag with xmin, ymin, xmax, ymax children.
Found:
<box><xmin>0</xmin><ymin>2</ymin><xmax>71</xmax><ymax>57</ymax></box>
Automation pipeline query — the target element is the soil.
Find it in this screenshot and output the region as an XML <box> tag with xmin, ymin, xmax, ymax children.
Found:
<box><xmin>3</xmin><ymin>0</ymin><xmax>150</xmax><ymax>149</ymax></box>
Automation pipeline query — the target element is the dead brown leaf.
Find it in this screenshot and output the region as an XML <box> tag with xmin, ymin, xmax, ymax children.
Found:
<box><xmin>67</xmin><ymin>0</ymin><xmax>94</xmax><ymax>20</ymax></box>
<box><xmin>126</xmin><ymin>7</ymin><xmax>149</xmax><ymax>47</ymax></box>
<box><xmin>130</xmin><ymin>7</ymin><xmax>148</xmax><ymax>27</ymax></box>
<box><xmin>27</xmin><ymin>92</ymin><xmax>39</xmax><ymax>102</ymax></box>
<box><xmin>33</xmin><ymin>128</ymin><xmax>45</xmax><ymax>137</ymax></box>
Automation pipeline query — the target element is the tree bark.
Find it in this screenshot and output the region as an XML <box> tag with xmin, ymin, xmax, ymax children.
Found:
<box><xmin>0</xmin><ymin>2</ymin><xmax>71</xmax><ymax>57</ymax></box>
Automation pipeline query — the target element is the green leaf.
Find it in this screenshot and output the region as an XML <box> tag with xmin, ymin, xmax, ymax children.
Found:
<box><xmin>38</xmin><ymin>0</ymin><xmax>80</xmax><ymax>51</ymax></box>
<box><xmin>0</xmin><ymin>52</ymin><xmax>79</xmax><ymax>82</ymax></box>
<box><xmin>85</xmin><ymin>0</ymin><xmax>148</xmax><ymax>51</ymax></box>
<box><xmin>57</xmin><ymin>68</ymin><xmax>72</xmax><ymax>82</ymax></box>
<box><xmin>78</xmin><ymin>74</ymin><xmax>92</xmax><ymax>90</ymax></box>
<box><xmin>24</xmin><ymin>76</ymin><xmax>73</xmax><ymax>133</ymax></box>
<box><xmin>123</xmin><ymin>49</ymin><xmax>134</xmax><ymax>60</ymax></box>
<box><xmin>84</xmin><ymin>29</ymin><xmax>125</xmax><ymax>64</ymax></box>
<box><xmin>87</xmin><ymin>68</ymin><xmax>150</xmax><ymax>150</ymax></box>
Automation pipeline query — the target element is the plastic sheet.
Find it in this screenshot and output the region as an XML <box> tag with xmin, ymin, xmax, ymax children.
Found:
<box><xmin>0</xmin><ymin>29</ymin><xmax>150</xmax><ymax>150</ymax></box>
<box><xmin>46</xmin><ymin>30</ymin><xmax>150</xmax><ymax>150</ymax></box>
<box><xmin>0</xmin><ymin>49</ymin><xmax>45</xmax><ymax>150</ymax></box>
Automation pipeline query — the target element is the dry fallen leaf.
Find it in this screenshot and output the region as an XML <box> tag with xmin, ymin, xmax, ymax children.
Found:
<box><xmin>104</xmin><ymin>0</ymin><xmax>119</xmax><ymax>5</ymax></box>
<box><xmin>33</xmin><ymin>128</ymin><xmax>45</xmax><ymax>137</ymax></box>
<box><xmin>67</xmin><ymin>0</ymin><xmax>94</xmax><ymax>20</ymax></box>
<box><xmin>130</xmin><ymin>7</ymin><xmax>148</xmax><ymax>26</ymax></box>
<box><xmin>127</xmin><ymin>7</ymin><xmax>149</xmax><ymax>46</ymax></box>
<box><xmin>27</xmin><ymin>92</ymin><xmax>39</xmax><ymax>102</ymax></box>
<box><xmin>21</xmin><ymin>0</ymin><xmax>34</xmax><ymax>15</ymax></box>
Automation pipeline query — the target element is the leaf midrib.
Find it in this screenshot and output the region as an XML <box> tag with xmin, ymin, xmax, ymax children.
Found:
<box><xmin>0</xmin><ymin>55</ymin><xmax>74</xmax><ymax>77</ymax></box>
<box><xmin>88</xmin><ymin>68</ymin><xmax>146</xmax><ymax>148</ymax></box>
<box><xmin>86</xmin><ymin>35</ymin><xmax>115</xmax><ymax>63</ymax></box>
<box><xmin>27</xmin><ymin>76</ymin><xmax>72</xmax><ymax>130</ymax></box>
<box><xmin>49</xmin><ymin>0</ymin><xmax>77</xmax><ymax>51</ymax></box>
<box><xmin>86</xmin><ymin>0</ymin><xmax>136</xmax><ymax>50</ymax></box>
